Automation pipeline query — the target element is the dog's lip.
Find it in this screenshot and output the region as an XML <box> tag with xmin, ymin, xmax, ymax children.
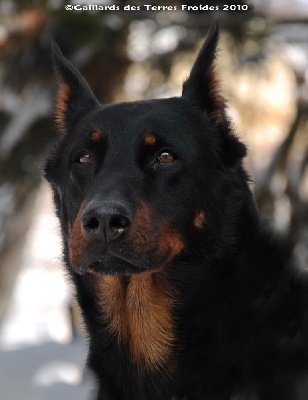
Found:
<box><xmin>73</xmin><ymin>247</ymin><xmax>172</xmax><ymax>276</ymax></box>
<box><xmin>74</xmin><ymin>252</ymin><xmax>149</xmax><ymax>276</ymax></box>
<box><xmin>87</xmin><ymin>261</ymin><xmax>136</xmax><ymax>276</ymax></box>
<box><xmin>86</xmin><ymin>259</ymin><xmax>148</xmax><ymax>276</ymax></box>
<box><xmin>71</xmin><ymin>244</ymin><xmax>175</xmax><ymax>275</ymax></box>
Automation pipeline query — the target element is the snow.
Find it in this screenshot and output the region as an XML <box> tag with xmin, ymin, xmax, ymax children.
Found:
<box><xmin>0</xmin><ymin>182</ymin><xmax>95</xmax><ymax>399</ymax></box>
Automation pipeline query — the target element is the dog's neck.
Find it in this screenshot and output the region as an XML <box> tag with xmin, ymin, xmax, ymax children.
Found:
<box><xmin>95</xmin><ymin>271</ymin><xmax>176</xmax><ymax>374</ymax></box>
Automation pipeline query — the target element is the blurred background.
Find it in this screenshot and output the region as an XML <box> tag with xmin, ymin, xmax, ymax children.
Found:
<box><xmin>0</xmin><ymin>0</ymin><xmax>308</xmax><ymax>399</ymax></box>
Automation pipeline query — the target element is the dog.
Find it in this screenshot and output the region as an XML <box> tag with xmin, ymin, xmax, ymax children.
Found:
<box><xmin>44</xmin><ymin>23</ymin><xmax>308</xmax><ymax>400</ymax></box>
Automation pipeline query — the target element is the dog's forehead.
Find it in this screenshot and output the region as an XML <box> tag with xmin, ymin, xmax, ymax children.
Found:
<box><xmin>85</xmin><ymin>97</ymin><xmax>192</xmax><ymax>139</ymax></box>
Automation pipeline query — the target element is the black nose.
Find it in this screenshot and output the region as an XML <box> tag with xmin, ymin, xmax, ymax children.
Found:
<box><xmin>81</xmin><ymin>201</ymin><xmax>131</xmax><ymax>243</ymax></box>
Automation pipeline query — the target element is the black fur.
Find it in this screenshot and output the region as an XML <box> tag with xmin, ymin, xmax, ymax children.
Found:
<box><xmin>44</xmin><ymin>23</ymin><xmax>308</xmax><ymax>400</ymax></box>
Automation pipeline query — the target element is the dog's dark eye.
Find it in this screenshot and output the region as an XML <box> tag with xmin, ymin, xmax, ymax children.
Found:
<box><xmin>78</xmin><ymin>153</ymin><xmax>93</xmax><ymax>164</ymax></box>
<box><xmin>157</xmin><ymin>151</ymin><xmax>175</xmax><ymax>164</ymax></box>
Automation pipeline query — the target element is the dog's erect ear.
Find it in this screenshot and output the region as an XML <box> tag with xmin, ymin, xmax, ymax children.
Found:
<box><xmin>182</xmin><ymin>22</ymin><xmax>225</xmax><ymax>123</ymax></box>
<box><xmin>51</xmin><ymin>43</ymin><xmax>99</xmax><ymax>134</ymax></box>
<box><xmin>182</xmin><ymin>23</ymin><xmax>247</xmax><ymax>166</ymax></box>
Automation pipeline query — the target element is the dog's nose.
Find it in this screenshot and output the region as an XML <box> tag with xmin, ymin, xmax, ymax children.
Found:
<box><xmin>81</xmin><ymin>201</ymin><xmax>131</xmax><ymax>243</ymax></box>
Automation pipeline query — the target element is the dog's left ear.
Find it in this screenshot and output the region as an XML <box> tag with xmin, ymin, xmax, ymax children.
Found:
<box><xmin>182</xmin><ymin>22</ymin><xmax>246</xmax><ymax>166</ymax></box>
<box><xmin>182</xmin><ymin>22</ymin><xmax>225</xmax><ymax>122</ymax></box>
<box><xmin>51</xmin><ymin>43</ymin><xmax>99</xmax><ymax>134</ymax></box>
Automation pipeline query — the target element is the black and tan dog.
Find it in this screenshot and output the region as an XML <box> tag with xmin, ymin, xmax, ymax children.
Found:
<box><xmin>44</xmin><ymin>23</ymin><xmax>308</xmax><ymax>400</ymax></box>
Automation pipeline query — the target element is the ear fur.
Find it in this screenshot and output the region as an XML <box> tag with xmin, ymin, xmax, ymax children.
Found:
<box><xmin>182</xmin><ymin>23</ymin><xmax>246</xmax><ymax>166</ymax></box>
<box><xmin>51</xmin><ymin>43</ymin><xmax>99</xmax><ymax>134</ymax></box>
<box><xmin>182</xmin><ymin>22</ymin><xmax>225</xmax><ymax>122</ymax></box>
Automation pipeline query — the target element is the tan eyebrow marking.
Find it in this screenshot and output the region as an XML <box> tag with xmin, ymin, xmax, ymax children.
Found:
<box><xmin>144</xmin><ymin>133</ymin><xmax>157</xmax><ymax>146</ymax></box>
<box><xmin>90</xmin><ymin>130</ymin><xmax>102</xmax><ymax>142</ymax></box>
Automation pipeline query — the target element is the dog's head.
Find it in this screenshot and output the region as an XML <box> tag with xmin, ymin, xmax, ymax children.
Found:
<box><xmin>45</xmin><ymin>23</ymin><xmax>248</xmax><ymax>276</ymax></box>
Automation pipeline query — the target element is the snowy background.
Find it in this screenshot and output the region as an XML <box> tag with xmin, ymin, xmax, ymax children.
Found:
<box><xmin>0</xmin><ymin>184</ymin><xmax>95</xmax><ymax>400</ymax></box>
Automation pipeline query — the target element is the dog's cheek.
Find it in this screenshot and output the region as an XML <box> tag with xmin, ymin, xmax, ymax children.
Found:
<box><xmin>129</xmin><ymin>201</ymin><xmax>158</xmax><ymax>251</ymax></box>
<box><xmin>156</xmin><ymin>223</ymin><xmax>184</xmax><ymax>261</ymax></box>
<box><xmin>194</xmin><ymin>210</ymin><xmax>206</xmax><ymax>229</ymax></box>
<box><xmin>128</xmin><ymin>201</ymin><xmax>184</xmax><ymax>265</ymax></box>
<box><xmin>68</xmin><ymin>207</ymin><xmax>89</xmax><ymax>271</ymax></box>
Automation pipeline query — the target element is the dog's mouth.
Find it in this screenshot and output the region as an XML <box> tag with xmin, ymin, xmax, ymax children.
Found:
<box><xmin>70</xmin><ymin>248</ymin><xmax>175</xmax><ymax>276</ymax></box>
<box><xmin>86</xmin><ymin>259</ymin><xmax>148</xmax><ymax>276</ymax></box>
<box><xmin>68</xmin><ymin>202</ymin><xmax>185</xmax><ymax>276</ymax></box>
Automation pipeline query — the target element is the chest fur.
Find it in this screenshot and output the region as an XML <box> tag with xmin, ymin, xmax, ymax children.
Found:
<box><xmin>96</xmin><ymin>273</ymin><xmax>176</xmax><ymax>373</ymax></box>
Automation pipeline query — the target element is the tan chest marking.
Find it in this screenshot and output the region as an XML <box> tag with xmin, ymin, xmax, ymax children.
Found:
<box><xmin>96</xmin><ymin>272</ymin><xmax>175</xmax><ymax>373</ymax></box>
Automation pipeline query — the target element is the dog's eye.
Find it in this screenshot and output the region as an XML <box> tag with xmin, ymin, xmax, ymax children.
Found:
<box><xmin>157</xmin><ymin>151</ymin><xmax>175</xmax><ymax>164</ymax></box>
<box><xmin>78</xmin><ymin>153</ymin><xmax>93</xmax><ymax>164</ymax></box>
